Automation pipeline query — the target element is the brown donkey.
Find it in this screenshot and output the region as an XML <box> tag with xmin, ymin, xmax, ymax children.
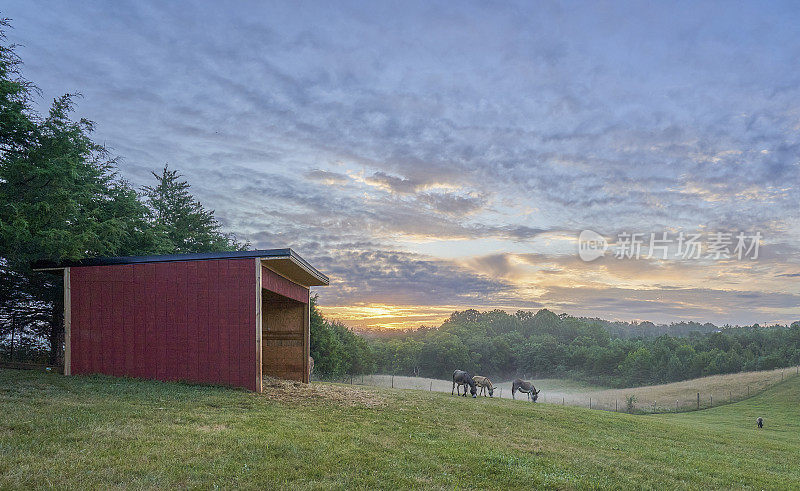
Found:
<box><xmin>472</xmin><ymin>375</ymin><xmax>495</xmax><ymax>397</ymax></box>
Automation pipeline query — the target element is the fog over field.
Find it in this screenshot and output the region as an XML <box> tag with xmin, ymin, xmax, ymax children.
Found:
<box><xmin>358</xmin><ymin>368</ymin><xmax>796</xmax><ymax>412</ymax></box>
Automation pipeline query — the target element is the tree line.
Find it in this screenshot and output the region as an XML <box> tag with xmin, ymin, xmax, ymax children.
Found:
<box><xmin>304</xmin><ymin>301</ymin><xmax>800</xmax><ymax>387</ymax></box>
<box><xmin>367</xmin><ymin>308</ymin><xmax>800</xmax><ymax>387</ymax></box>
<box><xmin>309</xmin><ymin>296</ymin><xmax>375</xmax><ymax>379</ymax></box>
<box><xmin>0</xmin><ymin>20</ymin><xmax>243</xmax><ymax>366</ymax></box>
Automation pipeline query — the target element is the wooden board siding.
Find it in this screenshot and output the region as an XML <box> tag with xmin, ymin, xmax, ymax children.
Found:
<box><xmin>69</xmin><ymin>258</ymin><xmax>259</xmax><ymax>391</ymax></box>
<box><xmin>262</xmin><ymin>290</ymin><xmax>307</xmax><ymax>382</ymax></box>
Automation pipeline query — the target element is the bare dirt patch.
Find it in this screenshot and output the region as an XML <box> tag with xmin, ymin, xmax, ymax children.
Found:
<box><xmin>260</xmin><ymin>377</ymin><xmax>386</xmax><ymax>408</ymax></box>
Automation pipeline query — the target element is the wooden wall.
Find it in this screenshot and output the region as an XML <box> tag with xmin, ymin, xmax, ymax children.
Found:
<box><xmin>261</xmin><ymin>265</ymin><xmax>308</xmax><ymax>303</ymax></box>
<box><xmin>69</xmin><ymin>258</ymin><xmax>259</xmax><ymax>391</ymax></box>
<box><xmin>261</xmin><ymin>289</ymin><xmax>309</xmax><ymax>382</ymax></box>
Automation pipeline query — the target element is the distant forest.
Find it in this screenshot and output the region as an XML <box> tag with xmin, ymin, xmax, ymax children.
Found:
<box><xmin>309</xmin><ymin>303</ymin><xmax>800</xmax><ymax>388</ymax></box>
<box><xmin>363</xmin><ymin>309</ymin><xmax>800</xmax><ymax>387</ymax></box>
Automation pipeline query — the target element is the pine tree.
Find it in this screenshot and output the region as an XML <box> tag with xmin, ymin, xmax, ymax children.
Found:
<box><xmin>141</xmin><ymin>165</ymin><xmax>245</xmax><ymax>253</ymax></box>
<box><xmin>0</xmin><ymin>20</ymin><xmax>158</xmax><ymax>365</ymax></box>
<box><xmin>0</xmin><ymin>19</ymin><xmax>244</xmax><ymax>366</ymax></box>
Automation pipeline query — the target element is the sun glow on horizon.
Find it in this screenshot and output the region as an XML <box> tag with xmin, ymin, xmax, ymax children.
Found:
<box><xmin>318</xmin><ymin>303</ymin><xmax>460</xmax><ymax>330</ymax></box>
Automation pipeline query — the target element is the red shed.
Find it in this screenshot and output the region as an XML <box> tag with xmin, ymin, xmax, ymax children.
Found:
<box><xmin>34</xmin><ymin>249</ymin><xmax>329</xmax><ymax>392</ymax></box>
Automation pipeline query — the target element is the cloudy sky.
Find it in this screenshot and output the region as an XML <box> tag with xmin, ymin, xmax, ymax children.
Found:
<box><xmin>5</xmin><ymin>1</ymin><xmax>800</xmax><ymax>328</ymax></box>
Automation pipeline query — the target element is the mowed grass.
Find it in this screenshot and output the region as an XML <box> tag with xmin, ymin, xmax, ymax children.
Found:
<box><xmin>1</xmin><ymin>369</ymin><xmax>799</xmax><ymax>489</ymax></box>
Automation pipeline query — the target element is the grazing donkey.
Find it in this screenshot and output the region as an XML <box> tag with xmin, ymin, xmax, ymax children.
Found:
<box><xmin>452</xmin><ymin>370</ymin><xmax>478</xmax><ymax>398</ymax></box>
<box><xmin>511</xmin><ymin>378</ymin><xmax>540</xmax><ymax>402</ymax></box>
<box><xmin>757</xmin><ymin>417</ymin><xmax>763</xmax><ymax>429</ymax></box>
<box><xmin>472</xmin><ymin>375</ymin><xmax>495</xmax><ymax>397</ymax></box>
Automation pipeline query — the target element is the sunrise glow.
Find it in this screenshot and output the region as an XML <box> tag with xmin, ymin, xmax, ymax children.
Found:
<box><xmin>8</xmin><ymin>2</ymin><xmax>798</xmax><ymax>329</ymax></box>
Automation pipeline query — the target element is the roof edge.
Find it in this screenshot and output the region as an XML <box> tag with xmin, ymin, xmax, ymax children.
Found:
<box><xmin>261</xmin><ymin>252</ymin><xmax>330</xmax><ymax>286</ymax></box>
<box><xmin>31</xmin><ymin>249</ymin><xmax>328</xmax><ymax>285</ymax></box>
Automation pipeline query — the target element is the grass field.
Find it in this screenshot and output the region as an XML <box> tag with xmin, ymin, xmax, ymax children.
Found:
<box><xmin>361</xmin><ymin>368</ymin><xmax>796</xmax><ymax>412</ymax></box>
<box><xmin>359</xmin><ymin>374</ymin><xmax>602</xmax><ymax>394</ymax></box>
<box><xmin>2</xmin><ymin>369</ymin><xmax>800</xmax><ymax>489</ymax></box>
<box><xmin>573</xmin><ymin>368</ymin><xmax>796</xmax><ymax>412</ymax></box>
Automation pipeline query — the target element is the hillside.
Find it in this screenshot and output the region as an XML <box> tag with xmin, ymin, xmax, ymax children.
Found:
<box><xmin>366</xmin><ymin>309</ymin><xmax>800</xmax><ymax>388</ymax></box>
<box><xmin>2</xmin><ymin>369</ymin><xmax>799</xmax><ymax>488</ymax></box>
<box><xmin>360</xmin><ymin>367</ymin><xmax>793</xmax><ymax>411</ymax></box>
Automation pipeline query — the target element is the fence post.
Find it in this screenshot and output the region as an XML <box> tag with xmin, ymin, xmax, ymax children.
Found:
<box><xmin>652</xmin><ymin>401</ymin><xmax>656</xmax><ymax>412</ymax></box>
<box><xmin>729</xmin><ymin>390</ymin><xmax>731</xmax><ymax>403</ymax></box>
<box><xmin>9</xmin><ymin>311</ymin><xmax>15</xmax><ymax>362</ymax></box>
<box><xmin>589</xmin><ymin>397</ymin><xmax>592</xmax><ymax>409</ymax></box>
<box><xmin>615</xmin><ymin>399</ymin><xmax>618</xmax><ymax>412</ymax></box>
<box><xmin>562</xmin><ymin>396</ymin><xmax>565</xmax><ymax>406</ymax></box>
<box><xmin>748</xmin><ymin>385</ymin><xmax>750</xmax><ymax>397</ymax></box>
<box><xmin>391</xmin><ymin>375</ymin><xmax>394</xmax><ymax>388</ymax></box>
<box><xmin>782</xmin><ymin>370</ymin><xmax>784</xmax><ymax>381</ymax></box>
<box><xmin>429</xmin><ymin>381</ymin><xmax>432</xmax><ymax>391</ymax></box>
<box><xmin>710</xmin><ymin>395</ymin><xmax>712</xmax><ymax>407</ymax></box>
<box><xmin>676</xmin><ymin>400</ymin><xmax>678</xmax><ymax>411</ymax></box>
<box><xmin>697</xmin><ymin>392</ymin><xmax>700</xmax><ymax>410</ymax></box>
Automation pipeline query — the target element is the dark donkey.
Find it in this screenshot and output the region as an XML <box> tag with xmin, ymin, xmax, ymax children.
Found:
<box><xmin>452</xmin><ymin>370</ymin><xmax>478</xmax><ymax>398</ymax></box>
<box><xmin>511</xmin><ymin>378</ymin><xmax>540</xmax><ymax>401</ymax></box>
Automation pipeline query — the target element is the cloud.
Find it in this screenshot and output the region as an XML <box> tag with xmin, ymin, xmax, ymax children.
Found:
<box><xmin>417</xmin><ymin>192</ymin><xmax>486</xmax><ymax>216</ymax></box>
<box><xmin>305</xmin><ymin>169</ymin><xmax>351</xmax><ymax>186</ymax></box>
<box><xmin>313</xmin><ymin>249</ymin><xmax>512</xmax><ymax>306</ymax></box>
<box><xmin>5</xmin><ymin>0</ymin><xmax>800</xmax><ymax>326</ymax></box>
<box><xmin>365</xmin><ymin>172</ymin><xmax>421</xmax><ymax>194</ymax></box>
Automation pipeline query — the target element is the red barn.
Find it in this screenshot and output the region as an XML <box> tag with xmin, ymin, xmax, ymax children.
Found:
<box><xmin>34</xmin><ymin>250</ymin><xmax>329</xmax><ymax>392</ymax></box>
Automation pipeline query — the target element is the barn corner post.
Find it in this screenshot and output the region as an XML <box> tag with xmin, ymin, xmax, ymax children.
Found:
<box><xmin>303</xmin><ymin>288</ymin><xmax>310</xmax><ymax>383</ymax></box>
<box><xmin>63</xmin><ymin>267</ymin><xmax>71</xmax><ymax>376</ymax></box>
<box><xmin>255</xmin><ymin>258</ymin><xmax>263</xmax><ymax>393</ymax></box>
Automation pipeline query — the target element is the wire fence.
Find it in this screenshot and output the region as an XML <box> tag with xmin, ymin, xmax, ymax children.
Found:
<box><xmin>346</xmin><ymin>367</ymin><xmax>799</xmax><ymax>414</ymax></box>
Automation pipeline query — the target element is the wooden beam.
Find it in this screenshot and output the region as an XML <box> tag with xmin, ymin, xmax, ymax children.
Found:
<box><xmin>303</xmin><ymin>289</ymin><xmax>310</xmax><ymax>383</ymax></box>
<box><xmin>63</xmin><ymin>267</ymin><xmax>71</xmax><ymax>376</ymax></box>
<box><xmin>263</xmin><ymin>332</ymin><xmax>304</xmax><ymax>341</ymax></box>
<box><xmin>255</xmin><ymin>258</ymin><xmax>263</xmax><ymax>393</ymax></box>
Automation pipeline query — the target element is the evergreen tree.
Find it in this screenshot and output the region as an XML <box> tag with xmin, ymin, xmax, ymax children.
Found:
<box><xmin>0</xmin><ymin>19</ymin><xmax>249</xmax><ymax>365</ymax></box>
<box><xmin>0</xmin><ymin>91</ymin><xmax>154</xmax><ymax>364</ymax></box>
<box><xmin>141</xmin><ymin>165</ymin><xmax>245</xmax><ymax>253</ymax></box>
<box><xmin>0</xmin><ymin>18</ymin><xmax>36</xmax><ymax>156</ymax></box>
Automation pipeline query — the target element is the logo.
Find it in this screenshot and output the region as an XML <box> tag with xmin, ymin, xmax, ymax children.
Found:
<box><xmin>578</xmin><ymin>230</ymin><xmax>608</xmax><ymax>262</ymax></box>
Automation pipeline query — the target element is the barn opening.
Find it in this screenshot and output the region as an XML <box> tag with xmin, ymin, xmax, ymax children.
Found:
<box><xmin>261</xmin><ymin>290</ymin><xmax>307</xmax><ymax>382</ymax></box>
<box><xmin>33</xmin><ymin>249</ymin><xmax>329</xmax><ymax>392</ymax></box>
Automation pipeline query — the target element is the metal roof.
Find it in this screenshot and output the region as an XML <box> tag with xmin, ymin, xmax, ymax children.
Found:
<box><xmin>32</xmin><ymin>249</ymin><xmax>329</xmax><ymax>286</ymax></box>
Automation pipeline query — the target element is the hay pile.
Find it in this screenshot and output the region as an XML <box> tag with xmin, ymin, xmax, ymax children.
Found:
<box><xmin>260</xmin><ymin>377</ymin><xmax>386</xmax><ymax>407</ymax></box>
